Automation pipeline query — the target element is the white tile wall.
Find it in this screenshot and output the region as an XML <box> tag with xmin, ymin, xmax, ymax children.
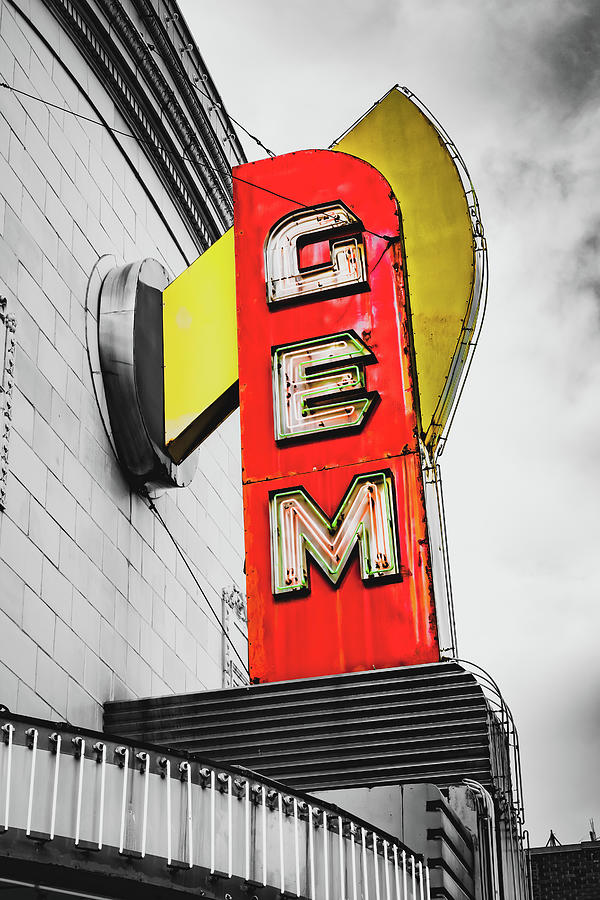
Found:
<box><xmin>0</xmin><ymin>0</ymin><xmax>246</xmax><ymax>729</ymax></box>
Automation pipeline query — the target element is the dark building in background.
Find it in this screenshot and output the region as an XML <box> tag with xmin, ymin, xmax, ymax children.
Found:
<box><xmin>530</xmin><ymin>840</ymin><xmax>600</xmax><ymax>900</ymax></box>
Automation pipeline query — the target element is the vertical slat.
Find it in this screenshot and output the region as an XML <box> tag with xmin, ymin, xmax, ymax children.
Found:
<box><xmin>73</xmin><ymin>737</ymin><xmax>86</xmax><ymax>846</ymax></box>
<box><xmin>323</xmin><ymin>811</ymin><xmax>330</xmax><ymax>900</ymax></box>
<box><xmin>309</xmin><ymin>804</ymin><xmax>316</xmax><ymax>900</ymax></box>
<box><xmin>294</xmin><ymin>797</ymin><xmax>300</xmax><ymax>897</ymax></box>
<box><xmin>418</xmin><ymin>861</ymin><xmax>424</xmax><ymax>900</ymax></box>
<box><xmin>245</xmin><ymin>780</ymin><xmax>251</xmax><ymax>882</ymax></box>
<box><xmin>262</xmin><ymin>785</ymin><xmax>267</xmax><ymax>886</ymax></box>
<box><xmin>373</xmin><ymin>834</ymin><xmax>381</xmax><ymax>900</ymax></box>
<box><xmin>165</xmin><ymin>759</ymin><xmax>172</xmax><ymax>866</ymax></box>
<box><xmin>338</xmin><ymin>816</ymin><xmax>345</xmax><ymax>900</ymax></box>
<box><xmin>228</xmin><ymin>775</ymin><xmax>233</xmax><ymax>878</ymax></box>
<box><xmin>118</xmin><ymin>746</ymin><xmax>129</xmax><ymax>854</ymax></box>
<box><xmin>393</xmin><ymin>845</ymin><xmax>400</xmax><ymax>900</ymax></box>
<box><xmin>2</xmin><ymin>724</ymin><xmax>14</xmax><ymax>831</ymax></box>
<box><xmin>49</xmin><ymin>734</ymin><xmax>61</xmax><ymax>840</ymax></box>
<box><xmin>211</xmin><ymin>769</ymin><xmax>216</xmax><ymax>873</ymax></box>
<box><xmin>94</xmin><ymin>742</ymin><xmax>106</xmax><ymax>851</ymax></box>
<box><xmin>411</xmin><ymin>856</ymin><xmax>416</xmax><ymax>900</ymax></box>
<box><xmin>383</xmin><ymin>840</ymin><xmax>391</xmax><ymax>900</ymax></box>
<box><xmin>278</xmin><ymin>792</ymin><xmax>285</xmax><ymax>894</ymax></box>
<box><xmin>185</xmin><ymin>763</ymin><xmax>193</xmax><ymax>868</ymax></box>
<box><xmin>362</xmin><ymin>827</ymin><xmax>370</xmax><ymax>900</ymax></box>
<box><xmin>350</xmin><ymin>823</ymin><xmax>358</xmax><ymax>900</ymax></box>
<box><xmin>139</xmin><ymin>752</ymin><xmax>149</xmax><ymax>859</ymax></box>
<box><xmin>402</xmin><ymin>851</ymin><xmax>407</xmax><ymax>900</ymax></box>
<box><xmin>25</xmin><ymin>729</ymin><xmax>38</xmax><ymax>837</ymax></box>
<box><xmin>425</xmin><ymin>865</ymin><xmax>431</xmax><ymax>900</ymax></box>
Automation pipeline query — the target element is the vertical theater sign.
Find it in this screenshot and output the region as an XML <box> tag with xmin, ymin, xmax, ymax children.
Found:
<box><xmin>99</xmin><ymin>86</ymin><xmax>486</xmax><ymax>684</ymax></box>
<box><xmin>235</xmin><ymin>149</ymin><xmax>438</xmax><ymax>683</ymax></box>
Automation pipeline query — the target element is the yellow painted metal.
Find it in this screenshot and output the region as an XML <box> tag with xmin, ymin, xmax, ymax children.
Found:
<box><xmin>335</xmin><ymin>87</ymin><xmax>475</xmax><ymax>456</ymax></box>
<box><xmin>163</xmin><ymin>87</ymin><xmax>479</xmax><ymax>462</ymax></box>
<box><xmin>163</xmin><ymin>228</ymin><xmax>237</xmax><ymax>462</ymax></box>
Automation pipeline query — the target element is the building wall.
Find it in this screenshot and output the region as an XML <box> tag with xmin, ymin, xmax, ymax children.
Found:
<box><xmin>0</xmin><ymin>0</ymin><xmax>246</xmax><ymax>730</ymax></box>
<box><xmin>530</xmin><ymin>842</ymin><xmax>600</xmax><ymax>900</ymax></box>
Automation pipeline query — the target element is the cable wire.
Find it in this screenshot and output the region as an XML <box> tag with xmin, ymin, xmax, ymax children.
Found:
<box><xmin>189</xmin><ymin>80</ymin><xmax>275</xmax><ymax>158</ymax></box>
<box><xmin>144</xmin><ymin>493</ymin><xmax>250</xmax><ymax>680</ymax></box>
<box><xmin>0</xmin><ymin>81</ymin><xmax>398</xmax><ymax>244</ymax></box>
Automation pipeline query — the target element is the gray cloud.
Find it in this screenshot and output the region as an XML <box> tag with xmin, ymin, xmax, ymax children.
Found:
<box><xmin>538</xmin><ymin>0</ymin><xmax>600</xmax><ymax>110</ymax></box>
<box><xmin>576</xmin><ymin>218</ymin><xmax>600</xmax><ymax>308</ymax></box>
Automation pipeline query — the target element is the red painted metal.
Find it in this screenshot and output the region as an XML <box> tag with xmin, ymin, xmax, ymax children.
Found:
<box><xmin>234</xmin><ymin>149</ymin><xmax>439</xmax><ymax>683</ymax></box>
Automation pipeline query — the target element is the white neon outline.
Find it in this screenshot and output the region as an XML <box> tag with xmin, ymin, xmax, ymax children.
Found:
<box><xmin>272</xmin><ymin>332</ymin><xmax>376</xmax><ymax>442</ymax></box>
<box><xmin>265</xmin><ymin>201</ymin><xmax>368</xmax><ymax>305</ymax></box>
<box><xmin>270</xmin><ymin>470</ymin><xmax>400</xmax><ymax>596</ymax></box>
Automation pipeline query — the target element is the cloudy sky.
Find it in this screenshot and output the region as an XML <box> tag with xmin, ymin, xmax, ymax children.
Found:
<box><xmin>180</xmin><ymin>0</ymin><xmax>600</xmax><ymax>846</ymax></box>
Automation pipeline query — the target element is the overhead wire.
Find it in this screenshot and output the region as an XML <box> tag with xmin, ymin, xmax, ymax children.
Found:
<box><xmin>188</xmin><ymin>78</ymin><xmax>275</xmax><ymax>159</ymax></box>
<box><xmin>0</xmin><ymin>81</ymin><xmax>399</xmax><ymax>245</ymax></box>
<box><xmin>145</xmin><ymin>9</ymin><xmax>275</xmax><ymax>159</ymax></box>
<box><xmin>144</xmin><ymin>492</ymin><xmax>250</xmax><ymax>680</ymax></box>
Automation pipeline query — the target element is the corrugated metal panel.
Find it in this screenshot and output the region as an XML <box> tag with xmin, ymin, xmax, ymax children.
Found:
<box><xmin>104</xmin><ymin>662</ymin><xmax>493</xmax><ymax>791</ymax></box>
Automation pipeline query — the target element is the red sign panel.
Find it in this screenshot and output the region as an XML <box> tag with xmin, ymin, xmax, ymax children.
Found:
<box><xmin>234</xmin><ymin>150</ymin><xmax>439</xmax><ymax>683</ymax></box>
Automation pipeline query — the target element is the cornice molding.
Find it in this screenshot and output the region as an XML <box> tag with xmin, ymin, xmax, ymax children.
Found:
<box><xmin>133</xmin><ymin>0</ymin><xmax>244</xmax><ymax>178</ymax></box>
<box><xmin>42</xmin><ymin>0</ymin><xmax>242</xmax><ymax>252</ymax></box>
<box><xmin>99</xmin><ymin>0</ymin><xmax>238</xmax><ymax>219</ymax></box>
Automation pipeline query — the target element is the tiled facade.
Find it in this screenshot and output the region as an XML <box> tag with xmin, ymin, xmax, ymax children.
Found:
<box><xmin>0</xmin><ymin>0</ymin><xmax>246</xmax><ymax>729</ymax></box>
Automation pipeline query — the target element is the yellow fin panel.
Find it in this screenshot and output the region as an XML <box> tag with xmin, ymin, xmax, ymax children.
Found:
<box><xmin>335</xmin><ymin>87</ymin><xmax>481</xmax><ymax>457</ymax></box>
<box><xmin>163</xmin><ymin>228</ymin><xmax>238</xmax><ymax>463</ymax></box>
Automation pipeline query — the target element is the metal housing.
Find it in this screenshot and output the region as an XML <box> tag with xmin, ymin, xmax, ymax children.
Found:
<box><xmin>99</xmin><ymin>259</ymin><xmax>196</xmax><ymax>490</ymax></box>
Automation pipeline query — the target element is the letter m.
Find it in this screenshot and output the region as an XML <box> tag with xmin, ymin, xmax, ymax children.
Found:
<box><xmin>269</xmin><ymin>471</ymin><xmax>401</xmax><ymax>596</ymax></box>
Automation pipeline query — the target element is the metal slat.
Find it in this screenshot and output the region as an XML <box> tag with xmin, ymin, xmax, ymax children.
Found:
<box><xmin>104</xmin><ymin>666</ymin><xmax>480</xmax><ymax>726</ymax></box>
<box><xmin>104</xmin><ymin>663</ymin><xmax>494</xmax><ymax>793</ymax></box>
<box><xmin>104</xmin><ymin>664</ymin><xmax>473</xmax><ymax>718</ymax></box>
<box><xmin>105</xmin><ymin>693</ymin><xmax>486</xmax><ymax>740</ymax></box>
